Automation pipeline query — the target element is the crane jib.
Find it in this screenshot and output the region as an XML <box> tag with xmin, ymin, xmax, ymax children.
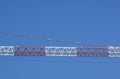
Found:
<box><xmin>0</xmin><ymin>46</ymin><xmax>120</xmax><ymax>57</ymax></box>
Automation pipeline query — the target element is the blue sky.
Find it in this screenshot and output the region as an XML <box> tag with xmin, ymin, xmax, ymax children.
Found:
<box><xmin>0</xmin><ymin>0</ymin><xmax>120</xmax><ymax>79</ymax></box>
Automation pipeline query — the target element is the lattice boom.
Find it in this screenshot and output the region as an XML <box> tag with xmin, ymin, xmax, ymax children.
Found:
<box><xmin>0</xmin><ymin>46</ymin><xmax>120</xmax><ymax>57</ymax></box>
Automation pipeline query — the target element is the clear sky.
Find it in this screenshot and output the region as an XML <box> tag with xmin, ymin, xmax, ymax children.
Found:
<box><xmin>0</xmin><ymin>0</ymin><xmax>120</xmax><ymax>79</ymax></box>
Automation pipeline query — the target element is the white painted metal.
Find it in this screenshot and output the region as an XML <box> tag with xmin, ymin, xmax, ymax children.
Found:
<box><xmin>45</xmin><ymin>47</ymin><xmax>77</xmax><ymax>56</ymax></box>
<box><xmin>108</xmin><ymin>46</ymin><xmax>120</xmax><ymax>57</ymax></box>
<box><xmin>0</xmin><ymin>46</ymin><xmax>14</xmax><ymax>56</ymax></box>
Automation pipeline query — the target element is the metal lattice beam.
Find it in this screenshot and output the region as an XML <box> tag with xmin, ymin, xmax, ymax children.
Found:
<box><xmin>0</xmin><ymin>46</ymin><xmax>14</xmax><ymax>56</ymax></box>
<box><xmin>0</xmin><ymin>46</ymin><xmax>120</xmax><ymax>57</ymax></box>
